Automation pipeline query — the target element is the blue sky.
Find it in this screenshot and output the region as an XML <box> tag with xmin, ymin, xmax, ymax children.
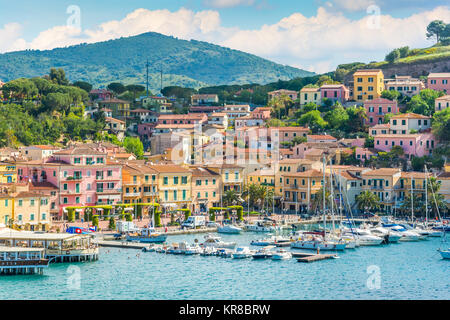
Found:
<box><xmin>0</xmin><ymin>0</ymin><xmax>449</xmax><ymax>73</ymax></box>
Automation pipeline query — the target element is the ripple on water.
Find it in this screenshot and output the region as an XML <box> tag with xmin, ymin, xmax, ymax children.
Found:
<box><xmin>0</xmin><ymin>231</ymin><xmax>448</xmax><ymax>300</ymax></box>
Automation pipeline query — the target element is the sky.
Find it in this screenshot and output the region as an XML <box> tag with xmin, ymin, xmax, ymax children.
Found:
<box><xmin>0</xmin><ymin>0</ymin><xmax>449</xmax><ymax>74</ymax></box>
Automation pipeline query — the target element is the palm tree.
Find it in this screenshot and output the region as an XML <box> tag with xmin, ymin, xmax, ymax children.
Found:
<box><xmin>310</xmin><ymin>187</ymin><xmax>332</xmax><ymax>214</ymax></box>
<box><xmin>222</xmin><ymin>189</ymin><xmax>239</xmax><ymax>207</ymax></box>
<box><xmin>400</xmin><ymin>192</ymin><xmax>424</xmax><ymax>218</ymax></box>
<box><xmin>356</xmin><ymin>191</ymin><xmax>380</xmax><ymax>214</ymax></box>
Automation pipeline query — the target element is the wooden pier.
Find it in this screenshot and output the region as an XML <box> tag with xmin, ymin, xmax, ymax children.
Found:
<box><xmin>295</xmin><ymin>252</ymin><xmax>337</xmax><ymax>263</ymax></box>
<box><xmin>96</xmin><ymin>240</ymin><xmax>152</xmax><ymax>250</ymax></box>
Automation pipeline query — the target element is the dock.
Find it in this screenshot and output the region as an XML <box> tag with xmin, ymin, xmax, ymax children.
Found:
<box><xmin>296</xmin><ymin>253</ymin><xmax>337</xmax><ymax>263</ymax></box>
<box><xmin>96</xmin><ymin>240</ymin><xmax>153</xmax><ymax>250</ymax></box>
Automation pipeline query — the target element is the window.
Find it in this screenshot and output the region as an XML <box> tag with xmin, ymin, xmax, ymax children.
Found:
<box><xmin>76</xmin><ymin>197</ymin><xmax>80</xmax><ymax>204</ymax></box>
<box><xmin>173</xmin><ymin>190</ymin><xmax>177</xmax><ymax>201</ymax></box>
<box><xmin>63</xmin><ymin>197</ymin><xmax>68</xmax><ymax>204</ymax></box>
<box><xmin>235</xmin><ymin>172</ymin><xmax>239</xmax><ymax>180</ymax></box>
<box><xmin>107</xmin><ymin>170</ymin><xmax>112</xmax><ymax>177</ymax></box>
<box><xmin>173</xmin><ymin>177</ymin><xmax>179</xmax><ymax>185</ymax></box>
<box><xmin>42</xmin><ymin>213</ymin><xmax>46</xmax><ymax>220</ymax></box>
<box><xmin>163</xmin><ymin>177</ymin><xmax>168</xmax><ymax>185</ymax></box>
<box><xmin>30</xmin><ymin>199</ymin><xmax>35</xmax><ymax>206</ymax></box>
<box><xmin>74</xmin><ymin>157</ymin><xmax>81</xmax><ymax>164</ymax></box>
<box><xmin>164</xmin><ymin>191</ymin><xmax>168</xmax><ymax>201</ymax></box>
<box><xmin>225</xmin><ymin>172</ymin><xmax>229</xmax><ymax>181</ymax></box>
<box><xmin>30</xmin><ymin>214</ymin><xmax>35</xmax><ymax>221</ymax></box>
<box><xmin>196</xmin><ymin>180</ymin><xmax>201</xmax><ymax>186</ymax></box>
<box><xmin>182</xmin><ymin>190</ymin><xmax>186</xmax><ymax>200</ymax></box>
<box><xmin>181</xmin><ymin>176</ymin><xmax>187</xmax><ymax>184</ymax></box>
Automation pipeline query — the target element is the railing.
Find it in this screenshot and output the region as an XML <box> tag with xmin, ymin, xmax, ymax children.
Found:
<box><xmin>124</xmin><ymin>192</ymin><xmax>141</xmax><ymax>197</ymax></box>
<box><xmin>0</xmin><ymin>259</ymin><xmax>49</xmax><ymax>267</ymax></box>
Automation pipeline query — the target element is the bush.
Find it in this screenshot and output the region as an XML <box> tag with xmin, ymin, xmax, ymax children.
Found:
<box><xmin>92</xmin><ymin>215</ymin><xmax>99</xmax><ymax>228</ymax></box>
<box><xmin>108</xmin><ymin>217</ymin><xmax>116</xmax><ymax>230</ymax></box>
<box><xmin>154</xmin><ymin>211</ymin><xmax>162</xmax><ymax>227</ymax></box>
<box><xmin>125</xmin><ymin>213</ymin><xmax>133</xmax><ymax>222</ymax></box>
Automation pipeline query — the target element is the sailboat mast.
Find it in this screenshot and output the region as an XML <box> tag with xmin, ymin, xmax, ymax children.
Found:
<box><xmin>329</xmin><ymin>159</ymin><xmax>335</xmax><ymax>232</ymax></box>
<box><xmin>322</xmin><ymin>154</ymin><xmax>326</xmax><ymax>240</ymax></box>
<box><xmin>411</xmin><ymin>177</ymin><xmax>414</xmax><ymax>223</ymax></box>
<box><xmin>339</xmin><ymin>169</ymin><xmax>343</xmax><ymax>223</ymax></box>
<box><xmin>425</xmin><ymin>165</ymin><xmax>428</xmax><ymax>228</ymax></box>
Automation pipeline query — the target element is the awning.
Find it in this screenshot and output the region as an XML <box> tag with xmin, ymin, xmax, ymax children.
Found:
<box><xmin>124</xmin><ymin>207</ymin><xmax>134</xmax><ymax>212</ymax></box>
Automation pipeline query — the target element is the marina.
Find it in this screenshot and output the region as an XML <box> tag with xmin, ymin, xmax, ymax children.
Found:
<box><xmin>0</xmin><ymin>229</ymin><xmax>447</xmax><ymax>300</ymax></box>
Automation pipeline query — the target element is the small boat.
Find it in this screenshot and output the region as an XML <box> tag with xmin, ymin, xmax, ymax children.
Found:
<box><xmin>232</xmin><ymin>247</ymin><xmax>253</xmax><ymax>259</ymax></box>
<box><xmin>439</xmin><ymin>249</ymin><xmax>450</xmax><ymax>259</ymax></box>
<box><xmin>252</xmin><ymin>246</ymin><xmax>275</xmax><ymax>259</ymax></box>
<box><xmin>184</xmin><ymin>244</ymin><xmax>202</xmax><ymax>255</ymax></box>
<box><xmin>370</xmin><ymin>227</ymin><xmax>402</xmax><ymax>243</ymax></box>
<box><xmin>271</xmin><ymin>248</ymin><xmax>292</xmax><ymax>260</ymax></box>
<box><xmin>216</xmin><ymin>248</ymin><xmax>233</xmax><ymax>258</ymax></box>
<box><xmin>217</xmin><ymin>225</ymin><xmax>243</xmax><ymax>234</ymax></box>
<box><xmin>245</xmin><ymin>220</ymin><xmax>278</xmax><ymax>232</ymax></box>
<box><xmin>383</xmin><ymin>224</ymin><xmax>421</xmax><ymax>241</ymax></box>
<box><xmin>126</xmin><ymin>227</ymin><xmax>167</xmax><ymax>244</ymax></box>
<box><xmin>201</xmin><ymin>234</ymin><xmax>236</xmax><ymax>249</ymax></box>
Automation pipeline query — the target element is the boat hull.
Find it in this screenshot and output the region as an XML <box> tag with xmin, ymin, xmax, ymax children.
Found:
<box><xmin>439</xmin><ymin>250</ymin><xmax>450</xmax><ymax>259</ymax></box>
<box><xmin>126</xmin><ymin>235</ymin><xmax>167</xmax><ymax>243</ymax></box>
<box><xmin>291</xmin><ymin>241</ymin><xmax>346</xmax><ymax>251</ymax></box>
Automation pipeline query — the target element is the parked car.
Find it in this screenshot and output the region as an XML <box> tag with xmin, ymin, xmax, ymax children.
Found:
<box><xmin>206</xmin><ymin>221</ymin><xmax>219</xmax><ymax>228</ymax></box>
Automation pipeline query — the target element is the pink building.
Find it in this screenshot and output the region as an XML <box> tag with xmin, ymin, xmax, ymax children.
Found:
<box><xmin>157</xmin><ymin>113</ymin><xmax>208</xmax><ymax>125</ymax></box>
<box><xmin>251</xmin><ymin>107</ymin><xmax>272</xmax><ymax>119</ymax></box>
<box><xmin>427</xmin><ymin>73</ymin><xmax>450</xmax><ymax>93</ymax></box>
<box><xmin>374</xmin><ymin>133</ymin><xmax>435</xmax><ymax>159</ymax></box>
<box><xmin>17</xmin><ymin>146</ymin><xmax>123</xmax><ymax>220</ymax></box>
<box><xmin>320</xmin><ymin>84</ymin><xmax>350</xmax><ymax>103</ymax></box>
<box><xmin>89</xmin><ymin>89</ymin><xmax>114</xmax><ymax>101</ymax></box>
<box><xmin>355</xmin><ymin>147</ymin><xmax>376</xmax><ymax>162</ymax></box>
<box><xmin>364</xmin><ymin>98</ymin><xmax>399</xmax><ymax>126</ymax></box>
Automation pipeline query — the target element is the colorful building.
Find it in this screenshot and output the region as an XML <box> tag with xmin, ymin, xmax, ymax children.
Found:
<box><xmin>364</xmin><ymin>98</ymin><xmax>399</xmax><ymax>126</ymax></box>
<box><xmin>190</xmin><ymin>166</ymin><xmax>221</xmax><ymax>213</ymax></box>
<box><xmin>435</xmin><ymin>95</ymin><xmax>450</xmax><ymax>112</ymax></box>
<box><xmin>384</xmin><ymin>75</ymin><xmax>425</xmax><ymax>97</ymax></box>
<box><xmin>268</xmin><ymin>89</ymin><xmax>298</xmax><ymax>101</ymax></box>
<box><xmin>389</xmin><ymin>113</ymin><xmax>431</xmax><ymax>134</ymax></box>
<box><xmin>320</xmin><ymin>84</ymin><xmax>350</xmax><ymax>104</ymax></box>
<box><xmin>427</xmin><ymin>73</ymin><xmax>450</xmax><ymax>93</ymax></box>
<box><xmin>374</xmin><ymin>133</ymin><xmax>435</xmax><ymax>159</ymax></box>
<box><xmin>0</xmin><ymin>162</ymin><xmax>17</xmax><ymax>183</ymax></box>
<box><xmin>352</xmin><ymin>69</ymin><xmax>384</xmax><ymax>102</ymax></box>
<box><xmin>300</xmin><ymin>87</ymin><xmax>321</xmax><ymax>106</ymax></box>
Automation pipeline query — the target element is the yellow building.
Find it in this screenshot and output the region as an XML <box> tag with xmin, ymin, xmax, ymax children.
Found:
<box><xmin>353</xmin><ymin>69</ymin><xmax>385</xmax><ymax>102</ymax></box>
<box><xmin>207</xmin><ymin>164</ymin><xmax>245</xmax><ymax>194</ymax></box>
<box><xmin>361</xmin><ymin>168</ymin><xmax>401</xmax><ymax>214</ymax></box>
<box><xmin>247</xmin><ymin>168</ymin><xmax>276</xmax><ymax>191</ymax></box>
<box><xmin>0</xmin><ymin>194</ymin><xmax>13</xmax><ymax>226</ymax></box>
<box><xmin>190</xmin><ymin>166</ymin><xmax>221</xmax><ymax>213</ymax></box>
<box><xmin>150</xmin><ymin>164</ymin><xmax>192</xmax><ymax>211</ymax></box>
<box><xmin>300</xmin><ymin>87</ymin><xmax>321</xmax><ymax>106</ymax></box>
<box><xmin>122</xmin><ymin>163</ymin><xmax>158</xmax><ymax>205</ymax></box>
<box><xmin>282</xmin><ymin>169</ymin><xmax>328</xmax><ymax>213</ymax></box>
<box><xmin>275</xmin><ymin>159</ymin><xmax>322</xmax><ymax>197</ymax></box>
<box><xmin>13</xmin><ymin>191</ymin><xmax>51</xmax><ymax>231</ymax></box>
<box><xmin>0</xmin><ymin>162</ymin><xmax>17</xmax><ymax>183</ymax></box>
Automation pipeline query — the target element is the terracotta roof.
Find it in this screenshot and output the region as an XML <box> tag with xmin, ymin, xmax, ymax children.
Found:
<box><xmin>401</xmin><ymin>171</ymin><xmax>432</xmax><ymax>179</ymax></box>
<box><xmin>148</xmin><ymin>164</ymin><xmax>191</xmax><ymax>173</ymax></box>
<box><xmin>363</xmin><ymin>168</ymin><xmax>401</xmax><ymax>176</ymax></box>
<box><xmin>364</xmin><ymin>98</ymin><xmax>397</xmax><ymax>104</ymax></box>
<box><xmin>428</xmin><ymin>73</ymin><xmax>450</xmax><ymax>78</ymax></box>
<box><xmin>30</xmin><ymin>182</ymin><xmax>57</xmax><ymax>190</ymax></box>
<box><xmin>154</xmin><ymin>124</ymin><xmax>196</xmax><ymax>130</ymax></box>
<box><xmin>308</xmin><ymin>134</ymin><xmax>337</xmax><ymax>140</ymax></box>
<box><xmin>285</xmin><ymin>169</ymin><xmax>327</xmax><ymax>178</ymax></box>
<box><xmin>53</xmin><ymin>147</ymin><xmax>106</xmax><ymax>156</ymax></box>
<box><xmin>105</xmin><ymin>117</ymin><xmax>125</xmax><ymax>124</ymax></box>
<box><xmin>189</xmin><ymin>167</ymin><xmax>220</xmax><ymax>177</ymax></box>
<box><xmin>371</xmin><ymin>123</ymin><xmax>390</xmax><ymax>129</ymax></box>
<box><xmin>353</xmin><ymin>69</ymin><xmax>383</xmax><ymax>76</ymax></box>
<box><xmin>158</xmin><ymin>113</ymin><xmax>206</xmax><ymax>120</ymax></box>
<box><xmin>391</xmin><ymin>113</ymin><xmax>430</xmax><ymax>119</ymax></box>
<box><xmin>99</xmin><ymin>98</ymin><xmax>130</xmax><ymax>104</ymax></box>
<box><xmin>300</xmin><ymin>87</ymin><xmax>319</xmax><ymax>92</ymax></box>
<box><xmin>268</xmin><ymin>89</ymin><xmax>298</xmax><ymax>94</ymax></box>
<box><xmin>435</xmin><ymin>95</ymin><xmax>450</xmax><ymax>101</ymax></box>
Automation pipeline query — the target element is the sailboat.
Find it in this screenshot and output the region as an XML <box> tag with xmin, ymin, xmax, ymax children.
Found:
<box><xmin>291</xmin><ymin>155</ymin><xmax>347</xmax><ymax>251</ymax></box>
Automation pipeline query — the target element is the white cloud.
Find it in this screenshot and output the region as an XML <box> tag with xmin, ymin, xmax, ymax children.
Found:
<box><xmin>1</xmin><ymin>6</ymin><xmax>450</xmax><ymax>75</ymax></box>
<box><xmin>203</xmin><ymin>0</ymin><xmax>256</xmax><ymax>9</ymax></box>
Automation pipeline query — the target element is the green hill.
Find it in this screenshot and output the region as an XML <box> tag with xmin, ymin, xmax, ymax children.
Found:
<box><xmin>0</xmin><ymin>32</ymin><xmax>314</xmax><ymax>90</ymax></box>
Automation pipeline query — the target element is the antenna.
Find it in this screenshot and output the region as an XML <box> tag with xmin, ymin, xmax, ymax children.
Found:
<box><xmin>160</xmin><ymin>63</ymin><xmax>163</xmax><ymax>95</ymax></box>
<box><xmin>146</xmin><ymin>59</ymin><xmax>149</xmax><ymax>97</ymax></box>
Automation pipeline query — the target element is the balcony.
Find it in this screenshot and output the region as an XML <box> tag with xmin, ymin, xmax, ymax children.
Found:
<box><xmin>97</xmin><ymin>188</ymin><xmax>123</xmax><ymax>194</ymax></box>
<box><xmin>124</xmin><ymin>192</ymin><xmax>141</xmax><ymax>197</ymax></box>
<box><xmin>64</xmin><ymin>176</ymin><xmax>83</xmax><ymax>181</ymax></box>
<box><xmin>143</xmin><ymin>192</ymin><xmax>158</xmax><ymax>196</ymax></box>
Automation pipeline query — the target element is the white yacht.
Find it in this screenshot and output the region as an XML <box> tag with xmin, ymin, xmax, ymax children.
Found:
<box><xmin>383</xmin><ymin>224</ymin><xmax>421</xmax><ymax>241</ymax></box>
<box><xmin>201</xmin><ymin>234</ymin><xmax>236</xmax><ymax>249</ymax></box>
<box><xmin>245</xmin><ymin>220</ymin><xmax>278</xmax><ymax>232</ymax></box>
<box><xmin>217</xmin><ymin>225</ymin><xmax>242</xmax><ymax>234</ymax></box>
<box><xmin>370</xmin><ymin>227</ymin><xmax>402</xmax><ymax>243</ymax></box>
<box><xmin>341</xmin><ymin>228</ymin><xmax>384</xmax><ymax>246</ymax></box>
<box><xmin>271</xmin><ymin>248</ymin><xmax>292</xmax><ymax>260</ymax></box>
<box><xmin>252</xmin><ymin>246</ymin><xmax>275</xmax><ymax>259</ymax></box>
<box><xmin>251</xmin><ymin>235</ymin><xmax>290</xmax><ymax>246</ymax></box>
<box><xmin>232</xmin><ymin>247</ymin><xmax>253</xmax><ymax>259</ymax></box>
<box><xmin>291</xmin><ymin>233</ymin><xmax>347</xmax><ymax>251</ymax></box>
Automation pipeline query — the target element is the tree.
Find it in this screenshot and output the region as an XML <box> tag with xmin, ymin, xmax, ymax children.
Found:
<box><xmin>426</xmin><ymin>20</ymin><xmax>447</xmax><ymax>43</ymax></box>
<box><xmin>398</xmin><ymin>46</ymin><xmax>410</xmax><ymax>58</ymax></box>
<box><xmin>125</xmin><ymin>84</ymin><xmax>145</xmax><ymax>101</ymax></box>
<box><xmin>324</xmin><ymin>105</ymin><xmax>349</xmax><ymax>129</ymax></box>
<box><xmin>73</xmin><ymin>81</ymin><xmax>92</xmax><ymax>93</ymax></box>
<box><xmin>432</xmin><ymin>108</ymin><xmax>450</xmax><ymax>143</ymax></box>
<box><xmin>345</xmin><ymin>106</ymin><xmax>367</xmax><ymax>133</ymax></box>
<box><xmin>123</xmin><ymin>137</ymin><xmax>144</xmax><ymax>159</ymax></box>
<box><xmin>49</xmin><ymin>68</ymin><xmax>69</xmax><ymax>86</ymax></box>
<box><xmin>407</xmin><ymin>89</ymin><xmax>443</xmax><ymax>116</ymax></box>
<box><xmin>222</xmin><ymin>190</ymin><xmax>240</xmax><ymax>207</ymax></box>
<box><xmin>381</xmin><ymin>90</ymin><xmax>401</xmax><ymax>101</ymax></box>
<box><xmin>107</xmin><ymin>82</ymin><xmax>126</xmax><ymax>95</ymax></box>
<box><xmin>298</xmin><ymin>110</ymin><xmax>327</xmax><ymax>131</ymax></box>
<box><xmin>42</xmin><ymin>92</ymin><xmax>72</xmax><ymax>114</ymax></box>
<box><xmin>108</xmin><ymin>217</ymin><xmax>116</xmax><ymax>230</ymax></box>
<box><xmin>364</xmin><ymin>136</ymin><xmax>374</xmax><ymax>148</ymax></box>
<box><xmin>356</xmin><ymin>191</ymin><xmax>380</xmax><ymax>214</ymax></box>
<box><xmin>385</xmin><ymin>49</ymin><xmax>400</xmax><ymax>63</ymax></box>
<box><xmin>311</xmin><ymin>187</ymin><xmax>331</xmax><ymax>213</ymax></box>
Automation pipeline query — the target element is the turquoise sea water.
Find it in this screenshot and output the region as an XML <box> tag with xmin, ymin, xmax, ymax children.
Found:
<box><xmin>0</xmin><ymin>231</ymin><xmax>449</xmax><ymax>300</ymax></box>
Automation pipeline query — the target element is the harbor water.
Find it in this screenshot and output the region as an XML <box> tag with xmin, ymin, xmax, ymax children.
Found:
<box><xmin>0</xmin><ymin>230</ymin><xmax>449</xmax><ymax>300</ymax></box>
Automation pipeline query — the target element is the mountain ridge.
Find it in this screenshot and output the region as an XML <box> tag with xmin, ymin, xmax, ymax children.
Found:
<box><xmin>0</xmin><ymin>32</ymin><xmax>314</xmax><ymax>90</ymax></box>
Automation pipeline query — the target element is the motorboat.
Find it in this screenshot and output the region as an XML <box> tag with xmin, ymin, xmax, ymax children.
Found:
<box><xmin>200</xmin><ymin>247</ymin><xmax>217</xmax><ymax>256</ymax></box>
<box><xmin>382</xmin><ymin>224</ymin><xmax>421</xmax><ymax>241</ymax></box>
<box><xmin>232</xmin><ymin>247</ymin><xmax>253</xmax><ymax>259</ymax></box>
<box><xmin>245</xmin><ymin>220</ymin><xmax>278</xmax><ymax>232</ymax></box>
<box><xmin>291</xmin><ymin>232</ymin><xmax>346</xmax><ymax>251</ymax></box>
<box><xmin>184</xmin><ymin>244</ymin><xmax>202</xmax><ymax>255</ymax></box>
<box><xmin>341</xmin><ymin>228</ymin><xmax>384</xmax><ymax>246</ymax></box>
<box><xmin>252</xmin><ymin>246</ymin><xmax>275</xmax><ymax>259</ymax></box>
<box><xmin>217</xmin><ymin>225</ymin><xmax>243</xmax><ymax>234</ymax></box>
<box><xmin>216</xmin><ymin>248</ymin><xmax>233</xmax><ymax>258</ymax></box>
<box><xmin>201</xmin><ymin>234</ymin><xmax>236</xmax><ymax>249</ymax></box>
<box><xmin>251</xmin><ymin>235</ymin><xmax>290</xmax><ymax>246</ymax></box>
<box><xmin>126</xmin><ymin>227</ymin><xmax>167</xmax><ymax>243</ymax></box>
<box><xmin>370</xmin><ymin>227</ymin><xmax>402</xmax><ymax>243</ymax></box>
<box><xmin>438</xmin><ymin>249</ymin><xmax>450</xmax><ymax>259</ymax></box>
<box><xmin>271</xmin><ymin>248</ymin><xmax>292</xmax><ymax>260</ymax></box>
